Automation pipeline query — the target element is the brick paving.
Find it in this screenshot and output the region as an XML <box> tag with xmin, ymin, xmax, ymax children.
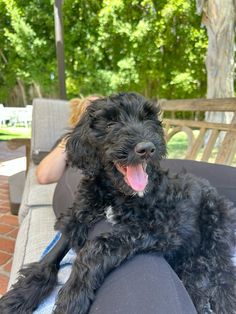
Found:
<box><xmin>0</xmin><ymin>141</ymin><xmax>25</xmax><ymax>297</ymax></box>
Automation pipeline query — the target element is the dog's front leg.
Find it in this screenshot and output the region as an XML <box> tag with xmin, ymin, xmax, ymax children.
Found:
<box><xmin>53</xmin><ymin>231</ymin><xmax>155</xmax><ymax>314</ymax></box>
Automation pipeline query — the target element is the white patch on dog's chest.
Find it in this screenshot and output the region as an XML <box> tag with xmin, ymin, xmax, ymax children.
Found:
<box><xmin>105</xmin><ymin>206</ymin><xmax>116</xmax><ymax>224</ymax></box>
<box><xmin>137</xmin><ymin>191</ymin><xmax>144</xmax><ymax>197</ymax></box>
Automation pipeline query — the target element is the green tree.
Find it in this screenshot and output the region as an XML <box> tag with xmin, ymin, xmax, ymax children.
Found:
<box><xmin>0</xmin><ymin>0</ymin><xmax>57</xmax><ymax>105</ymax></box>
<box><xmin>0</xmin><ymin>0</ymin><xmax>208</xmax><ymax>104</ymax></box>
<box><xmin>64</xmin><ymin>0</ymin><xmax>208</xmax><ymax>99</ymax></box>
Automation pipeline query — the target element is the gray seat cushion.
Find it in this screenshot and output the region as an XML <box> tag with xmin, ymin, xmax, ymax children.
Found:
<box><xmin>18</xmin><ymin>164</ymin><xmax>56</xmax><ymax>223</ymax></box>
<box><xmin>8</xmin><ymin>206</ymin><xmax>56</xmax><ymax>289</ymax></box>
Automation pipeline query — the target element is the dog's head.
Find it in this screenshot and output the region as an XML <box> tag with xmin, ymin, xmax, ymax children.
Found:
<box><xmin>66</xmin><ymin>92</ymin><xmax>166</xmax><ymax>195</ymax></box>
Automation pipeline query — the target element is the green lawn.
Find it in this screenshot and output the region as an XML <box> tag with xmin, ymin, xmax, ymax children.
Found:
<box><xmin>167</xmin><ymin>132</ymin><xmax>188</xmax><ymax>159</ymax></box>
<box><xmin>0</xmin><ymin>127</ymin><xmax>31</xmax><ymax>141</ymax></box>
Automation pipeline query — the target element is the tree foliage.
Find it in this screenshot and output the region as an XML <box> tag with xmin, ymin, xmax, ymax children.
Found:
<box><xmin>0</xmin><ymin>0</ymin><xmax>56</xmax><ymax>103</ymax></box>
<box><xmin>0</xmin><ymin>0</ymin><xmax>208</xmax><ymax>104</ymax></box>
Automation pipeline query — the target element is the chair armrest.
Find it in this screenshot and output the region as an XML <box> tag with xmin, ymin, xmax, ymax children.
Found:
<box><xmin>7</xmin><ymin>138</ymin><xmax>31</xmax><ymax>172</ymax></box>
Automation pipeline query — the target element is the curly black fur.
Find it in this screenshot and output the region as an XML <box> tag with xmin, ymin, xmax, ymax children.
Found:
<box><xmin>0</xmin><ymin>92</ymin><xmax>235</xmax><ymax>314</ymax></box>
<box><xmin>0</xmin><ymin>262</ymin><xmax>58</xmax><ymax>313</ymax></box>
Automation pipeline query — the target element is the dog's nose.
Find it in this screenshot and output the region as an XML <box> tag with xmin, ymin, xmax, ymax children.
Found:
<box><xmin>135</xmin><ymin>142</ymin><xmax>156</xmax><ymax>158</ymax></box>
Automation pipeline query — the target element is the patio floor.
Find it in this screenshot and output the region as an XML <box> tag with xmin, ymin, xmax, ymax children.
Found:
<box><xmin>0</xmin><ymin>141</ymin><xmax>26</xmax><ymax>296</ymax></box>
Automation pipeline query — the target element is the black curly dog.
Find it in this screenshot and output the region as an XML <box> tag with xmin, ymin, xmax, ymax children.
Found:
<box><xmin>0</xmin><ymin>93</ymin><xmax>235</xmax><ymax>314</ymax></box>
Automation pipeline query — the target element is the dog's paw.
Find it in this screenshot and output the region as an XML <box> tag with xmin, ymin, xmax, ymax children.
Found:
<box><xmin>202</xmin><ymin>302</ymin><xmax>214</xmax><ymax>314</ymax></box>
<box><xmin>0</xmin><ymin>262</ymin><xmax>58</xmax><ymax>314</ymax></box>
<box><xmin>0</xmin><ymin>290</ymin><xmax>32</xmax><ymax>314</ymax></box>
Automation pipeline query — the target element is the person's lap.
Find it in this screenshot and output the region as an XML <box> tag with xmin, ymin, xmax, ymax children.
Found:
<box><xmin>85</xmin><ymin>220</ymin><xmax>197</xmax><ymax>313</ymax></box>
<box><xmin>89</xmin><ymin>247</ymin><xmax>197</xmax><ymax>314</ymax></box>
<box><xmin>34</xmin><ymin>219</ymin><xmax>197</xmax><ymax>314</ymax></box>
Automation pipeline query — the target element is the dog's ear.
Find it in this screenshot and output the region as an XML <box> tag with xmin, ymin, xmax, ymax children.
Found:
<box><xmin>66</xmin><ymin>113</ymin><xmax>100</xmax><ymax>176</ymax></box>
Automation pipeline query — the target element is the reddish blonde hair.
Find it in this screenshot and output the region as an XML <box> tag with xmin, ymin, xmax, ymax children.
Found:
<box><xmin>69</xmin><ymin>95</ymin><xmax>102</xmax><ymax>127</ymax></box>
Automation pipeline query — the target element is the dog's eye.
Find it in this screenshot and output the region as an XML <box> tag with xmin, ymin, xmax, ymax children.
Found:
<box><xmin>106</xmin><ymin>122</ymin><xmax>114</xmax><ymax>130</ymax></box>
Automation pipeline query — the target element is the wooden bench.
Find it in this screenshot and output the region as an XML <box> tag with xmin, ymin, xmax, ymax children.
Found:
<box><xmin>7</xmin><ymin>99</ymin><xmax>236</xmax><ymax>167</ymax></box>
<box><xmin>160</xmin><ymin>98</ymin><xmax>236</xmax><ymax>166</ymax></box>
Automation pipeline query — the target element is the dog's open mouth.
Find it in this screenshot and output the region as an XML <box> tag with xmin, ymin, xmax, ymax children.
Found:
<box><xmin>116</xmin><ymin>162</ymin><xmax>148</xmax><ymax>192</ymax></box>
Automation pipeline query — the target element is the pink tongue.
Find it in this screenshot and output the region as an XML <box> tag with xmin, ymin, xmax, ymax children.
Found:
<box><xmin>126</xmin><ymin>164</ymin><xmax>148</xmax><ymax>192</ymax></box>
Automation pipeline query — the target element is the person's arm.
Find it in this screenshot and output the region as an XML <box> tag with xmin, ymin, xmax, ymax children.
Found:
<box><xmin>36</xmin><ymin>139</ymin><xmax>67</xmax><ymax>184</ymax></box>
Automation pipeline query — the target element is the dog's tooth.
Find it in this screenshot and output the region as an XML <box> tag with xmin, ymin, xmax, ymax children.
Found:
<box><xmin>138</xmin><ymin>191</ymin><xmax>144</xmax><ymax>197</ymax></box>
<box><xmin>142</xmin><ymin>161</ymin><xmax>147</xmax><ymax>171</ymax></box>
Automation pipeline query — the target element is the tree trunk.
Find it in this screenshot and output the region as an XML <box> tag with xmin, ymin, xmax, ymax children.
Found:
<box><xmin>17</xmin><ymin>79</ymin><xmax>28</xmax><ymax>106</ymax></box>
<box><xmin>196</xmin><ymin>0</ymin><xmax>235</xmax><ymax>123</ymax></box>
<box><xmin>33</xmin><ymin>81</ymin><xmax>42</xmax><ymax>98</ymax></box>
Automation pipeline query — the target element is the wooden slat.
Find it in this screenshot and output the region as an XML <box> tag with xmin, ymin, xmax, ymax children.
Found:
<box><xmin>163</xmin><ymin>118</ymin><xmax>236</xmax><ymax>132</ymax></box>
<box><xmin>225</xmin><ymin>142</ymin><xmax>236</xmax><ymax>165</ymax></box>
<box><xmin>201</xmin><ymin>130</ymin><xmax>219</xmax><ymax>162</ymax></box>
<box><xmin>165</xmin><ymin>126</ymin><xmax>182</xmax><ymax>142</ymax></box>
<box><xmin>160</xmin><ymin>98</ymin><xmax>236</xmax><ymax>112</ymax></box>
<box><xmin>216</xmin><ymin>113</ymin><xmax>236</xmax><ymax>165</ymax></box>
<box><xmin>165</xmin><ymin>126</ymin><xmax>194</xmax><ymax>156</ymax></box>
<box><xmin>186</xmin><ymin>128</ymin><xmax>206</xmax><ymax>160</ymax></box>
<box><xmin>216</xmin><ymin>133</ymin><xmax>236</xmax><ymax>165</ymax></box>
<box><xmin>215</xmin><ymin>134</ymin><xmax>236</xmax><ymax>165</ymax></box>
